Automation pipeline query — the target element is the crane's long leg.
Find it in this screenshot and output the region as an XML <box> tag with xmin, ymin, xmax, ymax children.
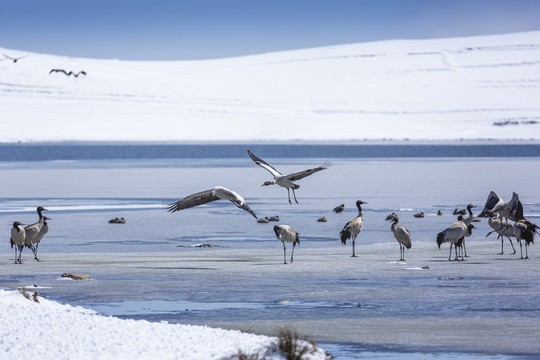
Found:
<box><xmin>519</xmin><ymin>240</ymin><xmax>523</xmax><ymax>259</ymax></box>
<box><xmin>498</xmin><ymin>234</ymin><xmax>504</xmax><ymax>255</ymax></box>
<box><xmin>16</xmin><ymin>245</ymin><xmax>23</xmax><ymax>264</ymax></box>
<box><xmin>286</xmin><ymin>189</ymin><xmax>292</xmax><ymax>204</ymax></box>
<box><xmin>463</xmin><ymin>240</ymin><xmax>468</xmax><ymax>257</ymax></box>
<box><xmin>282</xmin><ymin>242</ymin><xmax>287</xmax><ymax>264</ymax></box>
<box><xmin>14</xmin><ymin>246</ymin><xmax>19</xmax><ymax>264</ymax></box>
<box><xmin>508</xmin><ymin>237</ymin><xmax>516</xmax><ymax>254</ymax></box>
<box><xmin>448</xmin><ymin>244</ymin><xmax>453</xmax><ymax>261</ymax></box>
<box><xmin>32</xmin><ymin>243</ymin><xmax>40</xmax><ymax>261</ymax></box>
<box><xmin>352</xmin><ymin>237</ymin><xmax>356</xmax><ymax>257</ymax></box>
<box><xmin>290</xmin><ymin>244</ymin><xmax>295</xmax><ymax>263</ymax></box>
<box><xmin>525</xmin><ymin>243</ymin><xmax>529</xmax><ymax>259</ymax></box>
<box><xmin>291</xmin><ymin>188</ymin><xmax>299</xmax><ymax>204</ymax></box>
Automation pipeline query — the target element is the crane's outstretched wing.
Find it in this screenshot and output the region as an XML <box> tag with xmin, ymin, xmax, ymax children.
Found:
<box><xmin>482</xmin><ymin>191</ymin><xmax>502</xmax><ymax>212</ymax></box>
<box><xmin>247</xmin><ymin>150</ymin><xmax>282</xmax><ymax>177</ymax></box>
<box><xmin>49</xmin><ymin>69</ymin><xmax>69</xmax><ymax>75</ymax></box>
<box><xmin>167</xmin><ymin>189</ymin><xmax>219</xmax><ymax>213</ymax></box>
<box><xmin>286</xmin><ymin>161</ymin><xmax>332</xmax><ymax>181</ymax></box>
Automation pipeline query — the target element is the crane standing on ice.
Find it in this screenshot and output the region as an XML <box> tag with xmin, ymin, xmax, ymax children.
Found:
<box><xmin>340</xmin><ymin>200</ymin><xmax>367</xmax><ymax>257</ymax></box>
<box><xmin>385</xmin><ymin>213</ymin><xmax>412</xmax><ymax>261</ymax></box>
<box><xmin>273</xmin><ymin>225</ymin><xmax>300</xmax><ymax>264</ymax></box>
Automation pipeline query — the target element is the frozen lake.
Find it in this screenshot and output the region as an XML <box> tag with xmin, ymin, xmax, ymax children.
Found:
<box><xmin>1</xmin><ymin>144</ymin><xmax>539</xmax><ymax>359</ymax></box>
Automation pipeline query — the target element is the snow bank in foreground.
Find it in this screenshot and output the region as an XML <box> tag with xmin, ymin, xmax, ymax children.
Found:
<box><xmin>0</xmin><ymin>289</ymin><xmax>328</xmax><ymax>360</ymax></box>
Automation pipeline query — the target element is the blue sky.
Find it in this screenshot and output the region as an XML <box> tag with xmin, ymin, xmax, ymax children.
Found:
<box><xmin>1</xmin><ymin>0</ymin><xmax>540</xmax><ymax>60</ymax></box>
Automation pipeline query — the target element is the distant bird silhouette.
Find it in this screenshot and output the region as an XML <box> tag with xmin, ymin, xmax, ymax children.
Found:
<box><xmin>49</xmin><ymin>69</ymin><xmax>70</xmax><ymax>76</ymax></box>
<box><xmin>413</xmin><ymin>212</ymin><xmax>424</xmax><ymax>218</ymax></box>
<box><xmin>3</xmin><ymin>53</ymin><xmax>28</xmax><ymax>63</ymax></box>
<box><xmin>437</xmin><ymin>210</ymin><xmax>443</xmax><ymax>216</ymax></box>
<box><xmin>49</xmin><ymin>69</ymin><xmax>87</xmax><ymax>77</ymax></box>
<box><xmin>453</xmin><ymin>208</ymin><xmax>466</xmax><ymax>216</ymax></box>
<box><xmin>257</xmin><ymin>217</ymin><xmax>270</xmax><ymax>223</ymax></box>
<box><xmin>386</xmin><ymin>213</ymin><xmax>412</xmax><ymax>261</ymax></box>
<box><xmin>274</xmin><ymin>225</ymin><xmax>300</xmax><ymax>264</ymax></box>
<box><xmin>340</xmin><ymin>200</ymin><xmax>367</xmax><ymax>257</ymax></box>
<box><xmin>333</xmin><ymin>204</ymin><xmax>345</xmax><ymax>214</ymax></box>
<box><xmin>167</xmin><ymin>186</ymin><xmax>257</xmax><ymax>219</ymax></box>
<box><xmin>268</xmin><ymin>216</ymin><xmax>280</xmax><ymax>222</ymax></box>
<box><xmin>247</xmin><ymin>150</ymin><xmax>331</xmax><ymax>204</ymax></box>
<box><xmin>10</xmin><ymin>221</ymin><xmax>26</xmax><ymax>264</ymax></box>
<box><xmin>317</xmin><ymin>217</ymin><xmax>327</xmax><ymax>223</ymax></box>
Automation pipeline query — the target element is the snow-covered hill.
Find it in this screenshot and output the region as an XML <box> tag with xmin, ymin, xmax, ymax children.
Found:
<box><xmin>1</xmin><ymin>31</ymin><xmax>540</xmax><ymax>142</ymax></box>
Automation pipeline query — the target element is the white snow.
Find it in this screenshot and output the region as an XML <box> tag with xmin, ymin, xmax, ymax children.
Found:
<box><xmin>0</xmin><ymin>288</ymin><xmax>327</xmax><ymax>360</ymax></box>
<box><xmin>2</xmin><ymin>31</ymin><xmax>540</xmax><ymax>142</ymax></box>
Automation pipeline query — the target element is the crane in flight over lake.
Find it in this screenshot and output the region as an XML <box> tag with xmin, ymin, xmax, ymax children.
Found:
<box><xmin>167</xmin><ymin>186</ymin><xmax>257</xmax><ymax>219</ymax></box>
<box><xmin>247</xmin><ymin>150</ymin><xmax>331</xmax><ymax>204</ymax></box>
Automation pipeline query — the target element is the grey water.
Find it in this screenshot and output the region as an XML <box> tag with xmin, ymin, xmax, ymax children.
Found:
<box><xmin>1</xmin><ymin>143</ymin><xmax>539</xmax><ymax>359</ymax></box>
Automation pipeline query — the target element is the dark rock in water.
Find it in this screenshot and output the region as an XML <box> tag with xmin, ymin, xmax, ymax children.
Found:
<box><xmin>62</xmin><ymin>273</ymin><xmax>91</xmax><ymax>280</ymax></box>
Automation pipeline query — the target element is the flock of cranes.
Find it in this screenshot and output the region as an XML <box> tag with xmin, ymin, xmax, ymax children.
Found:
<box><xmin>164</xmin><ymin>150</ymin><xmax>537</xmax><ymax>264</ymax></box>
<box><xmin>8</xmin><ymin>150</ymin><xmax>538</xmax><ymax>264</ymax></box>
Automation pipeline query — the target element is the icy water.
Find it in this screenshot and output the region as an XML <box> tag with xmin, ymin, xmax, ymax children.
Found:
<box><xmin>1</xmin><ymin>143</ymin><xmax>539</xmax><ymax>359</ymax></box>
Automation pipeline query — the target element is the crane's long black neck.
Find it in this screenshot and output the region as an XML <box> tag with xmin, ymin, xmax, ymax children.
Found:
<box><xmin>357</xmin><ymin>204</ymin><xmax>364</xmax><ymax>218</ymax></box>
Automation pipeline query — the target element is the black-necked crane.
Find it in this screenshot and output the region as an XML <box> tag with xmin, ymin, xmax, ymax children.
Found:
<box><xmin>453</xmin><ymin>208</ymin><xmax>466</xmax><ymax>216</ymax></box>
<box><xmin>511</xmin><ymin>202</ymin><xmax>538</xmax><ymax>259</ymax></box>
<box><xmin>3</xmin><ymin>53</ymin><xmax>28</xmax><ymax>63</ymax></box>
<box><xmin>339</xmin><ymin>200</ymin><xmax>367</xmax><ymax>257</ymax></box>
<box><xmin>385</xmin><ymin>213</ymin><xmax>412</xmax><ymax>261</ymax></box>
<box><xmin>23</xmin><ymin>206</ymin><xmax>48</xmax><ymax>259</ymax></box>
<box><xmin>333</xmin><ymin>204</ymin><xmax>344</xmax><ymax>214</ymax></box>
<box><xmin>10</xmin><ymin>221</ymin><xmax>26</xmax><ymax>264</ymax></box>
<box><xmin>413</xmin><ymin>212</ymin><xmax>424</xmax><ymax>218</ymax></box>
<box><xmin>257</xmin><ymin>217</ymin><xmax>269</xmax><ymax>223</ymax></box>
<box><xmin>484</xmin><ymin>210</ymin><xmax>516</xmax><ymax>255</ymax></box>
<box><xmin>317</xmin><ymin>217</ymin><xmax>327</xmax><ymax>223</ymax></box>
<box><xmin>247</xmin><ymin>150</ymin><xmax>331</xmax><ymax>204</ymax></box>
<box><xmin>167</xmin><ymin>186</ymin><xmax>257</xmax><ymax>219</ymax></box>
<box><xmin>268</xmin><ymin>216</ymin><xmax>280</xmax><ymax>222</ymax></box>
<box><xmin>479</xmin><ymin>191</ymin><xmax>520</xmax><ymax>224</ymax></box>
<box><xmin>458</xmin><ymin>204</ymin><xmax>476</xmax><ymax>258</ymax></box>
<box><xmin>437</xmin><ymin>221</ymin><xmax>475</xmax><ymax>261</ymax></box>
<box><xmin>273</xmin><ymin>225</ymin><xmax>300</xmax><ymax>264</ymax></box>
<box><xmin>29</xmin><ymin>216</ymin><xmax>51</xmax><ymax>261</ymax></box>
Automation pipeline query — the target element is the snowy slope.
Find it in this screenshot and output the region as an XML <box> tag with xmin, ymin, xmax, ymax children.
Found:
<box><xmin>1</xmin><ymin>31</ymin><xmax>540</xmax><ymax>142</ymax></box>
<box><xmin>0</xmin><ymin>289</ymin><xmax>328</xmax><ymax>360</ymax></box>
